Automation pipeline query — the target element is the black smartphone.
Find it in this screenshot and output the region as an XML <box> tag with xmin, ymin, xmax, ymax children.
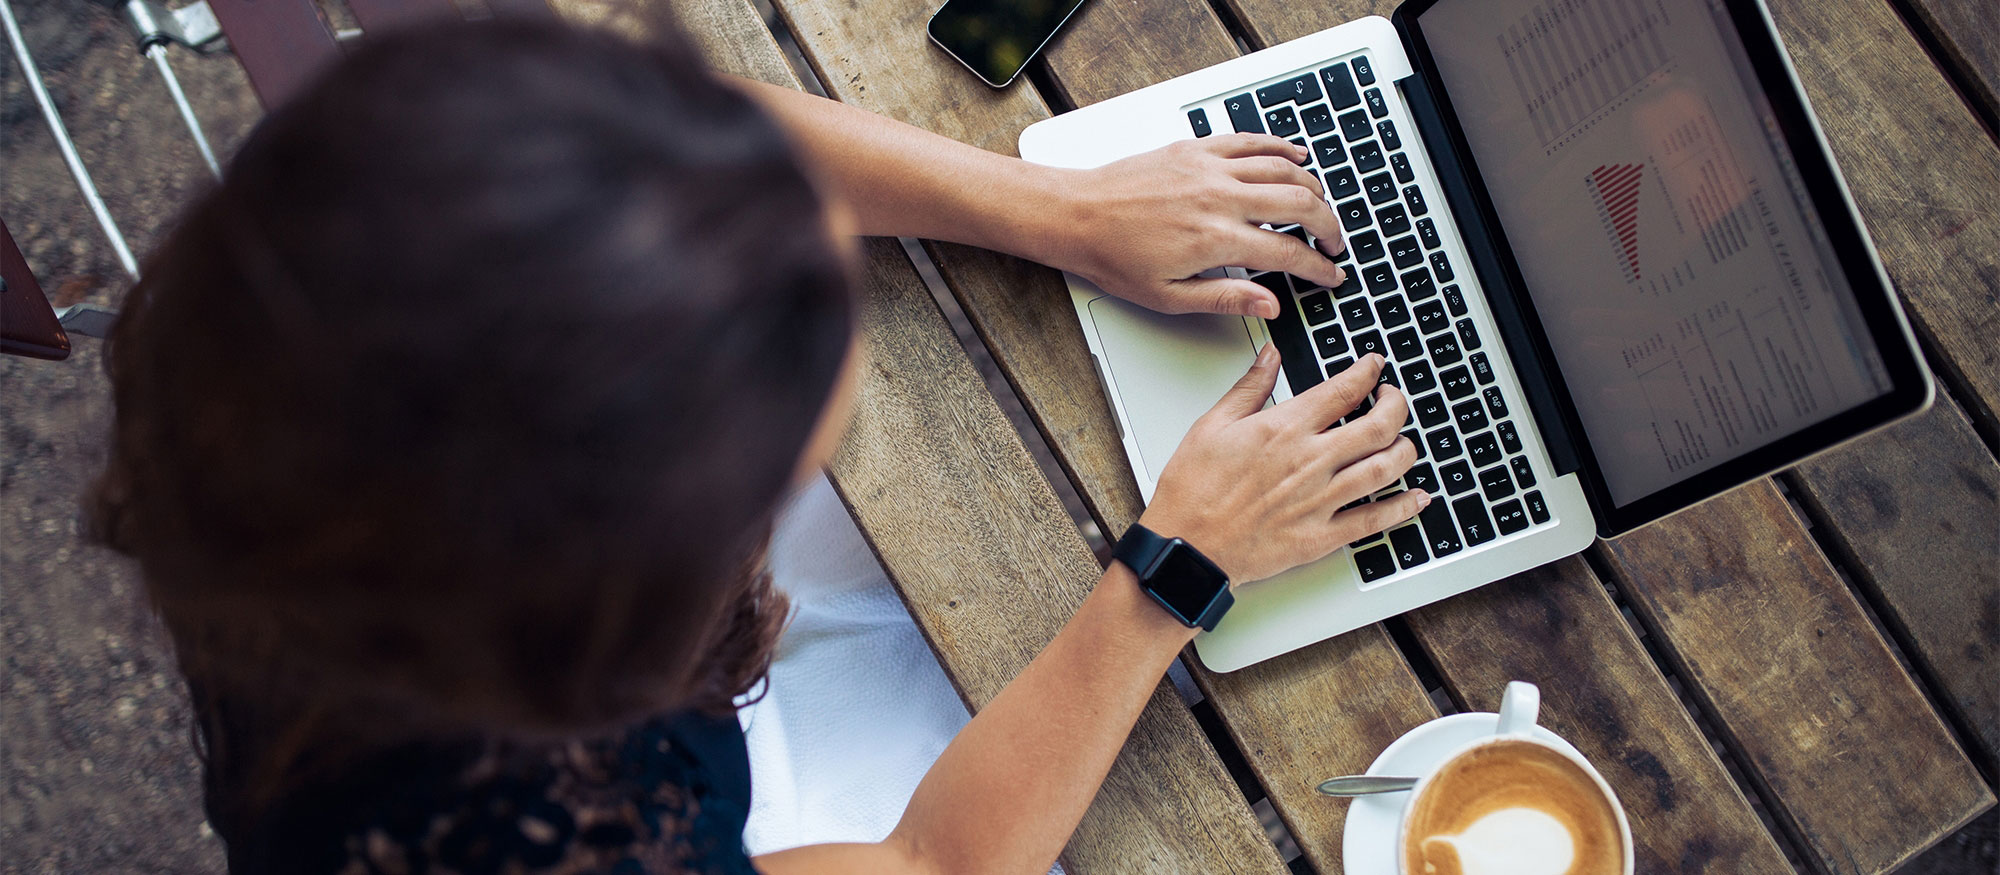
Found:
<box><xmin>927</xmin><ymin>0</ymin><xmax>1091</xmax><ymax>88</ymax></box>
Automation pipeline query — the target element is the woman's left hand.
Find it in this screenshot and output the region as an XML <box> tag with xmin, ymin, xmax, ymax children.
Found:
<box><xmin>1035</xmin><ymin>133</ymin><xmax>1349</xmax><ymax>319</ymax></box>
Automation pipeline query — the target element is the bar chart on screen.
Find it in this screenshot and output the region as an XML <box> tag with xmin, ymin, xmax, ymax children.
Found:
<box><xmin>1499</xmin><ymin>0</ymin><xmax>1677</xmax><ymax>154</ymax></box>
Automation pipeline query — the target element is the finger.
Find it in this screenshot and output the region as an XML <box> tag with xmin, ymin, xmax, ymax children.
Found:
<box><xmin>1276</xmin><ymin>352</ymin><xmax>1382</xmax><ymax>431</ymax></box>
<box><xmin>1227</xmin><ymin>156</ymin><xmax>1326</xmax><ymax>199</ymax></box>
<box><xmin>1204</xmin><ymin>132</ymin><xmax>1307</xmax><ymax>161</ymax></box>
<box><xmin>1326</xmin><ymin>434</ymin><xmax>1419</xmax><ymax>505</ymax></box>
<box><xmin>1203</xmin><ymin>343</ymin><xmax>1281</xmax><ymax>422</ymax></box>
<box><xmin>1227</xmin><ymin>226</ymin><xmax>1347</xmax><ymax>290</ymax></box>
<box><xmin>1234</xmin><ymin>182</ymin><xmax>1345</xmax><ymax>250</ymax></box>
<box><xmin>1322</xmin><ymin>383</ymin><xmax>1412</xmax><ymax>470</ymax></box>
<box><xmin>1170</xmin><ymin>276</ymin><xmax>1283</xmax><ymax>319</ymax></box>
<box><xmin>1331</xmin><ymin>488</ymin><xmax>1431</xmax><ymax>543</ymax></box>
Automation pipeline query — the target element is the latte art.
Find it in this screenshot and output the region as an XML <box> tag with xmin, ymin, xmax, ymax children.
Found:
<box><xmin>1402</xmin><ymin>740</ymin><xmax>1625</xmax><ymax>875</ymax></box>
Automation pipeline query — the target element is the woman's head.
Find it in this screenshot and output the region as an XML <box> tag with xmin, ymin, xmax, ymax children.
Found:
<box><xmin>91</xmin><ymin>20</ymin><xmax>854</xmax><ymax>736</ymax></box>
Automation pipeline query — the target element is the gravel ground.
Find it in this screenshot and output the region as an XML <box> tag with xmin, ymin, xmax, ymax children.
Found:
<box><xmin>1</xmin><ymin>1</ymin><xmax>1993</xmax><ymax>872</ymax></box>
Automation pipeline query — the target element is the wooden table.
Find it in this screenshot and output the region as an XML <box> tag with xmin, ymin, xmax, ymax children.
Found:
<box><xmin>205</xmin><ymin>0</ymin><xmax>1998</xmax><ymax>870</ymax></box>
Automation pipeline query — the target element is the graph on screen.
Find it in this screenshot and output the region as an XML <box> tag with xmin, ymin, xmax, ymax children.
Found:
<box><xmin>1589</xmin><ymin>163</ymin><xmax>1645</xmax><ymax>281</ymax></box>
<box><xmin>1499</xmin><ymin>0</ymin><xmax>1675</xmax><ymax>152</ymax></box>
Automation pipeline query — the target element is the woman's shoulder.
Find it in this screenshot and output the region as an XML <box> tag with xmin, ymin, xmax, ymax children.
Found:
<box><xmin>246</xmin><ymin>710</ymin><xmax>756</xmax><ymax>875</ymax></box>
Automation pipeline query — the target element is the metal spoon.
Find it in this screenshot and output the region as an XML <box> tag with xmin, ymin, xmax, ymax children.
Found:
<box><xmin>1316</xmin><ymin>775</ymin><xmax>1419</xmax><ymax>796</ymax></box>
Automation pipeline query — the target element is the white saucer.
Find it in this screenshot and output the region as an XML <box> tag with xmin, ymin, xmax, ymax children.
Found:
<box><xmin>1339</xmin><ymin>713</ymin><xmax>1587</xmax><ymax>874</ymax></box>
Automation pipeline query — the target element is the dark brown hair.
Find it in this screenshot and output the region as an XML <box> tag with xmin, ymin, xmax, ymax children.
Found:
<box><xmin>88</xmin><ymin>17</ymin><xmax>851</xmax><ymax>823</ymax></box>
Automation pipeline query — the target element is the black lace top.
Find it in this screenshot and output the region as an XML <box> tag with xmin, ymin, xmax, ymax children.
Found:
<box><xmin>220</xmin><ymin>710</ymin><xmax>758</xmax><ymax>875</ymax></box>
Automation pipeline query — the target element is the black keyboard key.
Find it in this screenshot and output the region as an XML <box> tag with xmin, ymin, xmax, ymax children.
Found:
<box><xmin>1419</xmin><ymin>498</ymin><xmax>1461</xmax><ymax>556</ymax></box>
<box><xmin>1338</xmin><ymin>198</ymin><xmax>1372</xmax><ymax>231</ymax></box>
<box><xmin>1415</xmin><ymin>300</ymin><xmax>1448</xmax><ymax>335</ymax></box>
<box><xmin>1497</xmin><ymin>420</ymin><xmax>1521</xmax><ymax>454</ymax></box>
<box><xmin>1454</xmin><ymin>495</ymin><xmax>1494</xmax><ymax>545</ymax></box>
<box><xmin>1352</xmin><ymin>54</ymin><xmax>1376</xmax><ymax>85</ymax></box>
<box><xmin>1365</xmin><ymin>172</ymin><xmax>1397</xmax><ymax>204</ymax></box>
<box><xmin>1390</xmin><ymin>235</ymin><xmax>1423</xmax><ymax>269</ymax></box>
<box><xmin>1402</xmin><ymin>267</ymin><xmax>1436</xmax><ymax>301</ymax></box>
<box><xmin>1403</xmin><ymin>427</ymin><xmax>1424</xmax><ymax>459</ymax></box>
<box><xmin>1417</xmin><ymin>218</ymin><xmax>1441</xmax><ymax>249</ymax></box>
<box><xmin>1340</xmin><ymin>296</ymin><xmax>1375</xmax><ymax>330</ymax></box>
<box><xmin>1453</xmin><ymin>399</ymin><xmax>1488</xmax><ymax>432</ymax></box>
<box><xmin>1354</xmin><ymin>141</ymin><xmax>1387</xmax><ymax>173</ymax></box>
<box><xmin>1427</xmin><ymin>428</ymin><xmax>1463</xmax><ymax>461</ymax></box>
<box><xmin>1312</xmin><ymin>135</ymin><xmax>1347</xmax><ymax>168</ymax></box>
<box><xmin>1510</xmin><ymin>455</ymin><xmax>1537</xmax><ymax>489</ymax></box>
<box><xmin>1376</xmin><ymin>203</ymin><xmax>1411</xmax><ymax>237</ymax></box>
<box><xmin>1405</xmin><ymin>461</ymin><xmax>1437</xmax><ymax>494</ymax></box>
<box><xmin>1307</xmin><ymin>167</ymin><xmax>1320</xmax><ymax>184</ymax></box>
<box><xmin>1483</xmin><ymin>386</ymin><xmax>1509</xmax><ymax>419</ymax></box>
<box><xmin>1390</xmin><ymin>152</ymin><xmax>1414</xmax><ymax>183</ymax></box>
<box><xmin>1299</xmin><ymin>290</ymin><xmax>1336</xmax><ymax>326</ymax></box>
<box><xmin>1404</xmin><ymin>185</ymin><xmax>1429</xmax><ymax>215</ymax></box>
<box><xmin>1312</xmin><ymin>322</ymin><xmax>1349</xmax><ymax>358</ymax></box>
<box><xmin>1332</xmin><ymin>268</ymin><xmax>1367</xmax><ymax>298</ymax></box>
<box><xmin>1439</xmin><ymin>459</ymin><xmax>1474</xmax><ymax>495</ymax></box>
<box><xmin>1390</xmin><ymin>524</ymin><xmax>1430</xmax><ymax>569</ymax></box>
<box><xmin>1479</xmin><ymin>465</ymin><xmax>1515</xmax><ymax>501</ymax></box>
<box><xmin>1439</xmin><ymin>364</ymin><xmax>1475</xmax><ymax>399</ymax></box>
<box><xmin>1258</xmin><ymin>73</ymin><xmax>1322</xmax><ymax>107</ymax></box>
<box><xmin>1301</xmin><ymin>104</ymin><xmax>1337</xmax><ymax>137</ymax></box>
<box><xmin>1225</xmin><ymin>93</ymin><xmax>1262</xmax><ymax>133</ymax></box>
<box><xmin>1402</xmin><ymin>359</ymin><xmax>1437</xmax><ymax>394</ymax></box>
<box><xmin>1354</xmin><ymin>543</ymin><xmax>1396</xmax><ymax>582</ymax></box>
<box><xmin>1340</xmin><ymin>109</ymin><xmax>1372</xmax><ymax>141</ymax></box>
<box><xmin>1281</xmin><ymin>225</ymin><xmax>1310</xmax><ymax>246</ymax></box>
<box><xmin>1471</xmin><ymin>352</ymin><xmax>1495</xmax><ymax>385</ymax></box>
<box><xmin>1525</xmin><ymin>490</ymin><xmax>1550</xmax><ymax>523</ymax></box>
<box><xmin>1493</xmin><ymin>499</ymin><xmax>1528</xmax><ymax>535</ymax></box>
<box><xmin>1387</xmin><ymin>326</ymin><xmax>1422</xmax><ymax>361</ymax></box>
<box><xmin>1352</xmin><ymin>329</ymin><xmax>1386</xmax><ymax>359</ymax></box>
<box><xmin>1429</xmin><ymin>251</ymin><xmax>1454</xmax><ymax>282</ymax></box>
<box><xmin>1456</xmin><ymin>318</ymin><xmax>1481</xmax><ymax>351</ymax></box>
<box><xmin>1377</xmin><ymin>366</ymin><xmax>1399</xmax><ymax>389</ymax></box>
<box><xmin>1320</xmin><ymin>62</ymin><xmax>1362</xmax><ymax>109</ymax></box>
<box><xmin>1351</xmin><ymin>231</ymin><xmax>1385</xmax><ymax>264</ymax></box>
<box><xmin>1377</xmin><ymin>298</ymin><xmax>1412</xmax><ymax>330</ymax></box>
<box><xmin>1427</xmin><ymin>332</ymin><xmax>1464</xmax><ymax>366</ymax></box>
<box><xmin>1188</xmin><ymin>108</ymin><xmax>1213</xmax><ymax>137</ymax></box>
<box><xmin>1327</xmin><ymin>167</ymin><xmax>1360</xmax><ymax>199</ymax></box>
<box><xmin>1362</xmin><ymin>262</ymin><xmax>1398</xmax><ymax>294</ymax></box>
<box><xmin>1442</xmin><ymin>284</ymin><xmax>1468</xmax><ymax>316</ymax></box>
<box><xmin>1259</xmin><ymin>272</ymin><xmax>1323</xmax><ymax>394</ymax></box>
<box><xmin>1265</xmin><ymin>106</ymin><xmax>1301</xmax><ymax>138</ymax></box>
<box><xmin>1467</xmin><ymin>431</ymin><xmax>1501</xmax><ymax>468</ymax></box>
<box><xmin>1324</xmin><ymin>355</ymin><xmax>1355</xmax><ymax>378</ymax></box>
<box><xmin>1364</xmin><ymin>87</ymin><xmax>1387</xmax><ymax>118</ymax></box>
<box><xmin>1413</xmin><ymin>392</ymin><xmax>1448</xmax><ymax>427</ymax></box>
<box><xmin>1378</xmin><ymin>120</ymin><xmax>1401</xmax><ymax>149</ymax></box>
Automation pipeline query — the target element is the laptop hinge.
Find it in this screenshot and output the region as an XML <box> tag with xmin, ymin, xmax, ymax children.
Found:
<box><xmin>1394</xmin><ymin>70</ymin><xmax>1583</xmax><ymax>477</ymax></box>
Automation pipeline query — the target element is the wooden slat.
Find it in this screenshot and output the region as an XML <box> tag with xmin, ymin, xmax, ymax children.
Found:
<box><xmin>1601</xmin><ymin>484</ymin><xmax>1995</xmax><ymax>873</ymax></box>
<box><xmin>206</xmin><ymin>0</ymin><xmax>343</xmax><ymax>108</ymax></box>
<box><xmin>1405</xmin><ymin>559</ymin><xmax>1792</xmax><ymax>872</ymax></box>
<box><xmin>345</xmin><ymin>0</ymin><xmax>460</xmax><ymax>32</ymax></box>
<box><xmin>1898</xmin><ymin>0</ymin><xmax>2000</xmax><ymax>133</ymax></box>
<box><xmin>574</xmin><ymin>0</ymin><xmax>1289</xmax><ymax>869</ymax></box>
<box><xmin>1785</xmin><ymin>395</ymin><xmax>2000</xmax><ymax>778</ymax></box>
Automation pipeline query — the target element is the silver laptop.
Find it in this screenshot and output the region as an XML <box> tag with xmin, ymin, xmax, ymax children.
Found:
<box><xmin>1018</xmin><ymin>0</ymin><xmax>1932</xmax><ymax>671</ymax></box>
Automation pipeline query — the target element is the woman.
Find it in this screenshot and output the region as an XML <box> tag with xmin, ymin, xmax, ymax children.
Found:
<box><xmin>90</xmin><ymin>17</ymin><xmax>1424</xmax><ymax>875</ymax></box>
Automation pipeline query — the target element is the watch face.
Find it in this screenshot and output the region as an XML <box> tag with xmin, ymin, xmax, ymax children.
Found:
<box><xmin>1149</xmin><ymin>541</ymin><xmax>1227</xmax><ymax>623</ymax></box>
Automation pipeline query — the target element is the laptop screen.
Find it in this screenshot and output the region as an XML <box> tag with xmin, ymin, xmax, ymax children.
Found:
<box><xmin>1414</xmin><ymin>0</ymin><xmax>1893</xmax><ymax>506</ymax></box>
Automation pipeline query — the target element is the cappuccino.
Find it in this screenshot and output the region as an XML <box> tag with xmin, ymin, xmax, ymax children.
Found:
<box><xmin>1401</xmin><ymin>739</ymin><xmax>1625</xmax><ymax>875</ymax></box>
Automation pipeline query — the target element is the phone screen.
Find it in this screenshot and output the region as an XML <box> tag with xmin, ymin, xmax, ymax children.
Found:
<box><xmin>927</xmin><ymin>0</ymin><xmax>1091</xmax><ymax>87</ymax></box>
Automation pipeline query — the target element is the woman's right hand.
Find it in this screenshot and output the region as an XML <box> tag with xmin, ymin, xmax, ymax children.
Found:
<box><xmin>1138</xmin><ymin>348</ymin><xmax>1428</xmax><ymax>583</ymax></box>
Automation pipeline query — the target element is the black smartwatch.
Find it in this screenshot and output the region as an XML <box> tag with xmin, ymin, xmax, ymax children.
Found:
<box><xmin>1111</xmin><ymin>524</ymin><xmax>1233</xmax><ymax>631</ymax></box>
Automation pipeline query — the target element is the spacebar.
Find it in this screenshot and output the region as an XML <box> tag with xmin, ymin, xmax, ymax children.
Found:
<box><xmin>1255</xmin><ymin>272</ymin><xmax>1322</xmax><ymax>395</ymax></box>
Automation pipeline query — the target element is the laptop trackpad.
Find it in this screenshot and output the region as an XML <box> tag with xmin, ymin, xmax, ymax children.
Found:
<box><xmin>1088</xmin><ymin>295</ymin><xmax>1260</xmax><ymax>483</ymax></box>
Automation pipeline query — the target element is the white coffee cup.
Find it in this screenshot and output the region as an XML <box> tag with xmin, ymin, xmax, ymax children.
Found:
<box><xmin>1394</xmin><ymin>682</ymin><xmax>1634</xmax><ymax>875</ymax></box>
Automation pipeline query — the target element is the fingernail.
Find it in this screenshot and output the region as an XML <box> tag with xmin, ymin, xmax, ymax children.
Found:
<box><xmin>1332</xmin><ymin>266</ymin><xmax>1348</xmax><ymax>286</ymax></box>
<box><xmin>1415</xmin><ymin>490</ymin><xmax>1432</xmax><ymax>509</ymax></box>
<box><xmin>1258</xmin><ymin>343</ymin><xmax>1277</xmax><ymax>365</ymax></box>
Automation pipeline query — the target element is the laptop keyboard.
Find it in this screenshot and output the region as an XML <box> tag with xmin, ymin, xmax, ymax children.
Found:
<box><xmin>1186</xmin><ymin>54</ymin><xmax>1554</xmax><ymax>586</ymax></box>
